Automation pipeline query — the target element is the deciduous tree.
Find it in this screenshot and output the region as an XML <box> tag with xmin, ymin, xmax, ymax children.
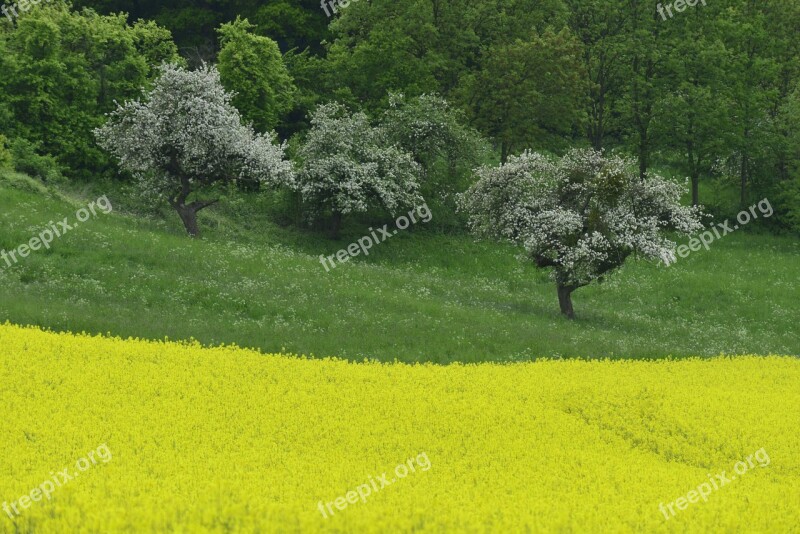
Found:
<box><xmin>217</xmin><ymin>17</ymin><xmax>296</xmax><ymax>133</ymax></box>
<box><xmin>464</xmin><ymin>28</ymin><xmax>585</xmax><ymax>162</ymax></box>
<box><xmin>95</xmin><ymin>64</ymin><xmax>293</xmax><ymax>237</ymax></box>
<box><xmin>460</xmin><ymin>149</ymin><xmax>703</xmax><ymax>319</ymax></box>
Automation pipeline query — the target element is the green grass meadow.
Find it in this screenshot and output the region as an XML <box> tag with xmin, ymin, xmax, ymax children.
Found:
<box><xmin>1</xmin><ymin>172</ymin><xmax>798</xmax><ymax>363</ymax></box>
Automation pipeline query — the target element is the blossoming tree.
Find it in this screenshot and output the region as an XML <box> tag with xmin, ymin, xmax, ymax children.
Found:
<box><xmin>95</xmin><ymin>63</ymin><xmax>294</xmax><ymax>237</ymax></box>
<box><xmin>297</xmin><ymin>102</ymin><xmax>423</xmax><ymax>238</ymax></box>
<box><xmin>459</xmin><ymin>148</ymin><xmax>703</xmax><ymax>319</ymax></box>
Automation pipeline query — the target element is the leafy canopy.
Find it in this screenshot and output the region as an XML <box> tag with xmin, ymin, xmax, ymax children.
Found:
<box><xmin>217</xmin><ymin>17</ymin><xmax>296</xmax><ymax>133</ymax></box>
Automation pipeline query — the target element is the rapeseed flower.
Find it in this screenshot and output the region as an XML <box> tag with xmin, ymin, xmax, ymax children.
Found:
<box><xmin>0</xmin><ymin>323</ymin><xmax>797</xmax><ymax>532</ymax></box>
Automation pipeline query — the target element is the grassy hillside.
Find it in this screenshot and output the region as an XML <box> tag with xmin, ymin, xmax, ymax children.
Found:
<box><xmin>1</xmin><ymin>172</ymin><xmax>798</xmax><ymax>362</ymax></box>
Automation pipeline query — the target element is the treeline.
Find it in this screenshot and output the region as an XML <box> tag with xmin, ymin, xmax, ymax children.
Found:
<box><xmin>1</xmin><ymin>0</ymin><xmax>799</xmax><ymax>233</ymax></box>
<box><xmin>70</xmin><ymin>0</ymin><xmax>330</xmax><ymax>53</ymax></box>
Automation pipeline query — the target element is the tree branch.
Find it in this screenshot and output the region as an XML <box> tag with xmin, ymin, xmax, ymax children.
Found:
<box><xmin>188</xmin><ymin>198</ymin><xmax>220</xmax><ymax>212</ymax></box>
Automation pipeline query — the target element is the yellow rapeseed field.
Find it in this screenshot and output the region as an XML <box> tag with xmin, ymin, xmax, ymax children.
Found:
<box><xmin>0</xmin><ymin>323</ymin><xmax>798</xmax><ymax>533</ymax></box>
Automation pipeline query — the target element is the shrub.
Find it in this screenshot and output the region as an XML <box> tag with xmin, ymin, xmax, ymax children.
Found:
<box><xmin>9</xmin><ymin>138</ymin><xmax>66</xmax><ymax>183</ymax></box>
<box><xmin>296</xmin><ymin>103</ymin><xmax>423</xmax><ymax>238</ymax></box>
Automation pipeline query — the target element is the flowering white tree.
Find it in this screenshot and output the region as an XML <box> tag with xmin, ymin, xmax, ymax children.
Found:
<box><xmin>297</xmin><ymin>103</ymin><xmax>423</xmax><ymax>238</ymax></box>
<box><xmin>459</xmin><ymin>148</ymin><xmax>704</xmax><ymax>319</ymax></box>
<box><xmin>95</xmin><ymin>63</ymin><xmax>294</xmax><ymax>237</ymax></box>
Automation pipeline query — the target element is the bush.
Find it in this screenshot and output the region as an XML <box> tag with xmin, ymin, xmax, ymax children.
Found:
<box><xmin>775</xmin><ymin>176</ymin><xmax>800</xmax><ymax>234</ymax></box>
<box><xmin>10</xmin><ymin>138</ymin><xmax>66</xmax><ymax>184</ymax></box>
<box><xmin>296</xmin><ymin>103</ymin><xmax>423</xmax><ymax>238</ymax></box>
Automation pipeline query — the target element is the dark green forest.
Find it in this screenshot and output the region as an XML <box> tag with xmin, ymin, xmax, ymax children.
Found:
<box><xmin>1</xmin><ymin>0</ymin><xmax>799</xmax><ymax>233</ymax></box>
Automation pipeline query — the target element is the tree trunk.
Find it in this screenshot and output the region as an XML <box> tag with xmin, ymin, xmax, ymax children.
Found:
<box><xmin>687</xmin><ymin>137</ymin><xmax>699</xmax><ymax>206</ymax></box>
<box><xmin>170</xmin><ymin>195</ymin><xmax>218</xmax><ymax>238</ymax></box>
<box><xmin>167</xmin><ymin>172</ymin><xmax>219</xmax><ymax>238</ymax></box>
<box><xmin>740</xmin><ymin>152</ymin><xmax>748</xmax><ymax>207</ymax></box>
<box><xmin>638</xmin><ymin>131</ymin><xmax>649</xmax><ymax>179</ymax></box>
<box><xmin>557</xmin><ymin>284</ymin><xmax>576</xmax><ymax>320</ymax></box>
<box><xmin>589</xmin><ymin>62</ymin><xmax>606</xmax><ymax>151</ymax></box>
<box><xmin>176</xmin><ymin>204</ymin><xmax>201</xmax><ymax>237</ymax></box>
<box><xmin>330</xmin><ymin>211</ymin><xmax>343</xmax><ymax>239</ymax></box>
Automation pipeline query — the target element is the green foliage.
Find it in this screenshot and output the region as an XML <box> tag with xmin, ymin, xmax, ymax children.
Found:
<box><xmin>461</xmin><ymin>28</ymin><xmax>586</xmax><ymax>162</ymax></box>
<box><xmin>3</xmin><ymin>0</ymin><xmax>800</xmax><ymax>236</ymax></box>
<box><xmin>281</xmin><ymin>48</ymin><xmax>331</xmax><ymax>136</ymax></box>
<box><xmin>9</xmin><ymin>137</ymin><xmax>65</xmax><ymax>184</ymax></box>
<box><xmin>324</xmin><ymin>22</ymin><xmax>439</xmax><ymax>110</ymax></box>
<box><xmin>322</xmin><ymin>0</ymin><xmax>568</xmax><ymax>111</ymax></box>
<box><xmin>131</xmin><ymin>19</ymin><xmax>185</xmax><ymax>70</ymax></box>
<box><xmin>247</xmin><ymin>0</ymin><xmax>331</xmax><ymax>54</ymax></box>
<box><xmin>217</xmin><ymin>17</ymin><xmax>296</xmax><ymax>132</ymax></box>
<box><xmin>0</xmin><ymin>135</ymin><xmax>12</xmax><ymax>169</ymax></box>
<box><xmin>774</xmin><ymin>82</ymin><xmax>800</xmax><ymax>233</ymax></box>
<box><xmin>0</xmin><ymin>2</ymin><xmax>180</xmax><ymax>180</ymax></box>
<box><xmin>653</xmin><ymin>9</ymin><xmax>731</xmax><ymax>205</ymax></box>
<box><xmin>774</xmin><ymin>177</ymin><xmax>800</xmax><ymax>234</ymax></box>
<box><xmin>73</xmin><ymin>0</ymin><xmax>330</xmax><ymax>53</ymax></box>
<box><xmin>564</xmin><ymin>0</ymin><xmax>627</xmax><ymax>150</ymax></box>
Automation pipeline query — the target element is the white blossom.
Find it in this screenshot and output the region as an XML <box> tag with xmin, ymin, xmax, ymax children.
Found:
<box><xmin>296</xmin><ymin>103</ymin><xmax>423</xmax><ymax>219</ymax></box>
<box><xmin>95</xmin><ymin>63</ymin><xmax>293</xmax><ymax>214</ymax></box>
<box><xmin>459</xmin><ymin>148</ymin><xmax>704</xmax><ymax>289</ymax></box>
